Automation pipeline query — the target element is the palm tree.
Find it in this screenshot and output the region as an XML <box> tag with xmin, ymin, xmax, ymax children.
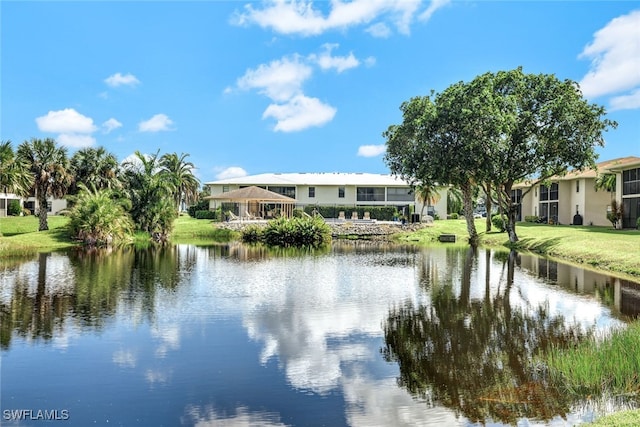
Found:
<box><xmin>447</xmin><ymin>186</ymin><xmax>463</xmax><ymax>215</ymax></box>
<box><xmin>122</xmin><ymin>150</ymin><xmax>176</xmax><ymax>238</ymax></box>
<box><xmin>595</xmin><ymin>173</ymin><xmax>616</xmax><ymax>198</ymax></box>
<box><xmin>69</xmin><ymin>147</ymin><xmax>121</xmax><ymax>195</ymax></box>
<box><xmin>67</xmin><ymin>183</ymin><xmax>134</xmax><ymax>245</ymax></box>
<box><xmin>16</xmin><ymin>138</ymin><xmax>73</xmax><ymax>231</ymax></box>
<box><xmin>160</xmin><ymin>152</ymin><xmax>200</xmax><ymax>213</ymax></box>
<box><xmin>415</xmin><ymin>183</ymin><xmax>442</xmax><ymax>218</ymax></box>
<box><xmin>0</xmin><ymin>140</ymin><xmax>32</xmax><ymax>197</ymax></box>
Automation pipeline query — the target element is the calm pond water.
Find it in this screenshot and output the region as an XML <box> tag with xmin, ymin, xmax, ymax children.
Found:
<box><xmin>1</xmin><ymin>242</ymin><xmax>639</xmax><ymax>426</ymax></box>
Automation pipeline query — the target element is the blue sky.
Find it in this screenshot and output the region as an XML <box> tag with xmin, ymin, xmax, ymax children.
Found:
<box><xmin>2</xmin><ymin>1</ymin><xmax>639</xmax><ymax>183</ymax></box>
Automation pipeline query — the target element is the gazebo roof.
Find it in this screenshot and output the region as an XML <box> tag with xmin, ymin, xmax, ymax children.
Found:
<box><xmin>204</xmin><ymin>186</ymin><xmax>296</xmax><ymax>202</ymax></box>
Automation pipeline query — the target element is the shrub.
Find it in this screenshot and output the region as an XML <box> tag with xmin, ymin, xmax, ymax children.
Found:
<box><xmin>7</xmin><ymin>199</ymin><xmax>21</xmax><ymax>216</ymax></box>
<box><xmin>449</xmin><ymin>213</ymin><xmax>459</xmax><ymax>219</ymax></box>
<box><xmin>637</xmin><ymin>216</ymin><xmax>640</xmax><ymax>230</ymax></box>
<box><xmin>260</xmin><ymin>216</ymin><xmax>331</xmax><ymax>247</ymax></box>
<box><xmin>68</xmin><ymin>184</ymin><xmax>134</xmax><ymax>245</ymax></box>
<box><xmin>293</xmin><ymin>208</ymin><xmax>306</xmax><ymax>218</ymax></box>
<box><xmin>525</xmin><ymin>215</ymin><xmax>539</xmax><ymax>223</ymax></box>
<box><xmin>21</xmin><ymin>207</ymin><xmax>31</xmax><ymax>216</ymax></box>
<box><xmin>491</xmin><ymin>214</ymin><xmax>506</xmax><ymax>232</ymax></box>
<box><xmin>195</xmin><ymin>210</ymin><xmax>217</xmax><ymax>219</ymax></box>
<box><xmin>241</xmin><ymin>225</ymin><xmax>264</xmax><ymax>243</ymax></box>
<box><xmin>188</xmin><ymin>200</ymin><xmax>210</xmax><ymax>218</ymax></box>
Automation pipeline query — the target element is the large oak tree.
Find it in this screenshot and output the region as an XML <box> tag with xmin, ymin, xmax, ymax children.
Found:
<box><xmin>384</xmin><ymin>68</ymin><xmax>616</xmax><ymax>244</ymax></box>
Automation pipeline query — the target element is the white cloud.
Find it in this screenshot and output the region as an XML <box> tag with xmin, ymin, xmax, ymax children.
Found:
<box><xmin>57</xmin><ymin>133</ymin><xmax>96</xmax><ymax>148</ymax></box>
<box><xmin>237</xmin><ymin>56</ymin><xmax>312</xmax><ymax>102</ymax></box>
<box><xmin>364</xmin><ymin>56</ymin><xmax>376</xmax><ymax>67</ymax></box>
<box><xmin>311</xmin><ymin>43</ymin><xmax>360</xmax><ymax>73</ymax></box>
<box><xmin>231</xmin><ymin>0</ymin><xmax>444</xmax><ymax>37</ymax></box>
<box><xmin>216</xmin><ymin>167</ymin><xmax>248</xmax><ymax>180</ymax></box>
<box><xmin>418</xmin><ymin>0</ymin><xmax>450</xmax><ymax>22</ymax></box>
<box><xmin>578</xmin><ymin>10</ymin><xmax>640</xmax><ymax>101</ymax></box>
<box><xmin>36</xmin><ymin>108</ymin><xmax>97</xmax><ymax>134</ymax></box>
<box><xmin>609</xmin><ymin>88</ymin><xmax>640</xmax><ymax>111</ymax></box>
<box><xmin>366</xmin><ymin>22</ymin><xmax>392</xmax><ymax>38</ymax></box>
<box><xmin>104</xmin><ymin>72</ymin><xmax>140</xmax><ymax>87</ymax></box>
<box><xmin>35</xmin><ymin>108</ymin><xmax>97</xmax><ymax>148</ymax></box>
<box><xmin>357</xmin><ymin>144</ymin><xmax>386</xmax><ymax>157</ymax></box>
<box><xmin>263</xmin><ymin>95</ymin><xmax>336</xmax><ymax>132</ymax></box>
<box><xmin>138</xmin><ymin>114</ymin><xmax>174</xmax><ymax>132</ymax></box>
<box><xmin>102</xmin><ymin>118</ymin><xmax>123</xmax><ymax>134</ymax></box>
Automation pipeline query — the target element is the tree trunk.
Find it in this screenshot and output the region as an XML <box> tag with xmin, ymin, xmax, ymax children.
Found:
<box><xmin>505</xmin><ymin>207</ymin><xmax>518</xmax><ymax>243</ymax></box>
<box><xmin>498</xmin><ymin>184</ymin><xmax>519</xmax><ymax>244</ymax></box>
<box><xmin>485</xmin><ymin>182</ymin><xmax>492</xmax><ymax>232</ymax></box>
<box><xmin>37</xmin><ymin>187</ymin><xmax>49</xmax><ymax>231</ymax></box>
<box><xmin>461</xmin><ymin>182</ymin><xmax>478</xmax><ymax>246</ymax></box>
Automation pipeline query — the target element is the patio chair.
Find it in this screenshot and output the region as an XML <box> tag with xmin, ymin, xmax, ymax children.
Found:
<box><xmin>227</xmin><ymin>211</ymin><xmax>240</xmax><ymax>221</ymax></box>
<box><xmin>351</xmin><ymin>211</ymin><xmax>359</xmax><ymax>220</ymax></box>
<box><xmin>245</xmin><ymin>210</ymin><xmax>260</xmax><ymax>220</ymax></box>
<box><xmin>338</xmin><ymin>211</ymin><xmax>346</xmax><ymax>220</ymax></box>
<box><xmin>363</xmin><ymin>212</ymin><xmax>371</xmax><ymax>221</ymax></box>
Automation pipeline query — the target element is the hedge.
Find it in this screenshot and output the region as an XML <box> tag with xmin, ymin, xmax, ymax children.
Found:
<box><xmin>195</xmin><ymin>210</ymin><xmax>217</xmax><ymax>220</ymax></box>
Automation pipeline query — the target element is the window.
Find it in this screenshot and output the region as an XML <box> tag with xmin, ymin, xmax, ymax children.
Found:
<box><xmin>549</xmin><ymin>183</ymin><xmax>559</xmax><ymax>200</ymax></box>
<box><xmin>268</xmin><ymin>186</ymin><xmax>296</xmax><ymax>199</ymax></box>
<box><xmin>576</xmin><ymin>180</ymin><xmax>580</xmax><ymax>193</ymax></box>
<box><xmin>222</xmin><ymin>185</ymin><xmax>229</xmax><ymax>193</ymax></box>
<box><xmin>539</xmin><ymin>183</ymin><xmax>559</xmax><ymax>223</ymax></box>
<box><xmin>47</xmin><ymin>202</ymin><xmax>52</xmax><ymax>212</ymax></box>
<box><xmin>539</xmin><ymin>186</ymin><xmax>548</xmax><ymax>201</ymax></box>
<box><xmin>356</xmin><ymin>187</ymin><xmax>385</xmax><ymax>202</ymax></box>
<box><xmin>623</xmin><ymin>168</ymin><xmax>640</xmax><ymax>195</ymax></box>
<box><xmin>308</xmin><ymin>187</ymin><xmax>315</xmax><ymax>198</ymax></box>
<box><xmin>338</xmin><ymin>187</ymin><xmax>345</xmax><ymax>198</ymax></box>
<box><xmin>387</xmin><ymin>187</ymin><xmax>414</xmax><ymax>202</ymax></box>
<box><xmin>540</xmin><ymin>183</ymin><xmax>558</xmax><ymax>201</ymax></box>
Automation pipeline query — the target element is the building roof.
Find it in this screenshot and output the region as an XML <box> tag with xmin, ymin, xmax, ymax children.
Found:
<box><xmin>562</xmin><ymin>156</ymin><xmax>640</xmax><ymax>179</ymax></box>
<box><xmin>512</xmin><ymin>156</ymin><xmax>640</xmax><ymax>189</ymax></box>
<box><xmin>205</xmin><ymin>172</ymin><xmax>412</xmax><ymax>187</ymax></box>
<box><xmin>204</xmin><ymin>186</ymin><xmax>296</xmax><ymax>202</ymax></box>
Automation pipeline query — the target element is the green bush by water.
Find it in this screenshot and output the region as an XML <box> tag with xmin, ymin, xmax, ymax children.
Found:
<box><xmin>546</xmin><ymin>322</ymin><xmax>640</xmax><ymax>397</ymax></box>
<box><xmin>241</xmin><ymin>216</ymin><xmax>331</xmax><ymax>248</ymax></box>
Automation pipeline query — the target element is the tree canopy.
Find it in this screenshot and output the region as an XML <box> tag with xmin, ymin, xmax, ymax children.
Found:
<box><xmin>384</xmin><ymin>67</ymin><xmax>617</xmax><ymax>244</ymax></box>
<box><xmin>16</xmin><ymin>138</ymin><xmax>73</xmax><ymax>231</ymax></box>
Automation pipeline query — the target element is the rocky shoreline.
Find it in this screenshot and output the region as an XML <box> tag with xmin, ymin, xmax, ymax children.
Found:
<box><xmin>216</xmin><ymin>220</ymin><xmax>427</xmax><ymax>239</ymax></box>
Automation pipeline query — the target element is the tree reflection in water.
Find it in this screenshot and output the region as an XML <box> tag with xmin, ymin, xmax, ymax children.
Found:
<box><xmin>382</xmin><ymin>248</ymin><xmax>593</xmax><ymax>425</ymax></box>
<box><xmin>0</xmin><ymin>245</ymin><xmax>198</xmax><ymax>349</ymax></box>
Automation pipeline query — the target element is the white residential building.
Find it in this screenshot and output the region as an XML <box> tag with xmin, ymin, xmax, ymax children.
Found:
<box><xmin>204</xmin><ymin>172</ymin><xmax>448</xmax><ymax>220</ymax></box>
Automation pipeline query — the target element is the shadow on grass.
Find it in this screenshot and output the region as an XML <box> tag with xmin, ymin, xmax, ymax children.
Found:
<box><xmin>513</xmin><ymin>236</ymin><xmax>563</xmax><ymax>254</ymax></box>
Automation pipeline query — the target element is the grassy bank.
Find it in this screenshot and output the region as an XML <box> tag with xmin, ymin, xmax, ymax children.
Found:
<box><xmin>170</xmin><ymin>215</ymin><xmax>238</xmax><ymax>244</ymax></box>
<box><xmin>1</xmin><ymin>216</ymin><xmax>639</xmax><ymax>280</ymax></box>
<box><xmin>0</xmin><ymin>215</ymin><xmax>75</xmax><ymax>256</ymax></box>
<box><xmin>546</xmin><ymin>322</ymin><xmax>640</xmax><ymax>426</ymax></box>
<box><xmin>396</xmin><ymin>219</ymin><xmax>640</xmax><ymax>279</ymax></box>
<box><xmin>546</xmin><ymin>322</ymin><xmax>640</xmax><ymax>396</ymax></box>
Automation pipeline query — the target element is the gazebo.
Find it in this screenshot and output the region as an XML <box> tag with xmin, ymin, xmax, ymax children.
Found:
<box><xmin>205</xmin><ymin>186</ymin><xmax>297</xmax><ymax>220</ymax></box>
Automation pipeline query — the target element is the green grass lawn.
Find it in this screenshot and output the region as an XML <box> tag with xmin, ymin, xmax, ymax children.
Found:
<box><xmin>0</xmin><ymin>215</ymin><xmax>75</xmax><ymax>256</ymax></box>
<box><xmin>170</xmin><ymin>215</ymin><xmax>238</xmax><ymax>244</ymax></box>
<box><xmin>396</xmin><ymin>219</ymin><xmax>640</xmax><ymax>279</ymax></box>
